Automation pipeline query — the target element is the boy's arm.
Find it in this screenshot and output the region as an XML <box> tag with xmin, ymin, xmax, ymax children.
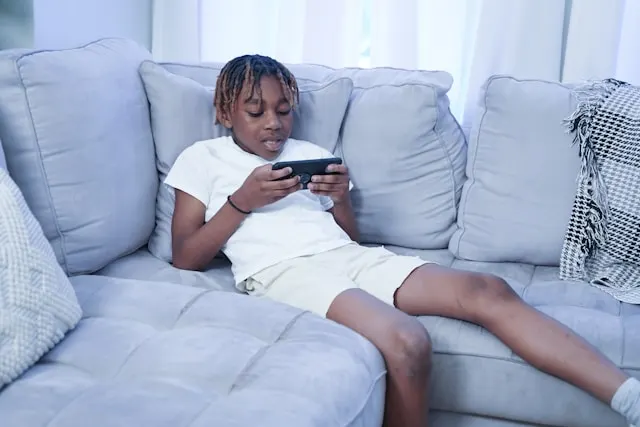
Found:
<box><xmin>171</xmin><ymin>189</ymin><xmax>247</xmax><ymax>271</ymax></box>
<box><xmin>330</xmin><ymin>198</ymin><xmax>360</xmax><ymax>243</ymax></box>
<box><xmin>171</xmin><ymin>163</ymin><xmax>299</xmax><ymax>271</ymax></box>
<box><xmin>164</xmin><ymin>144</ymin><xmax>241</xmax><ymax>271</ymax></box>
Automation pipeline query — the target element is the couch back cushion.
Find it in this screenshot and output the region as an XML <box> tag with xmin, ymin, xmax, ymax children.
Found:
<box><xmin>160</xmin><ymin>62</ymin><xmax>334</xmax><ymax>88</ymax></box>
<box><xmin>159</xmin><ymin>63</ymin><xmax>467</xmax><ymax>251</ymax></box>
<box><xmin>449</xmin><ymin>75</ymin><xmax>580</xmax><ymax>265</ymax></box>
<box><xmin>0</xmin><ymin>138</ymin><xmax>5</xmax><ymax>169</ymax></box>
<box><xmin>0</xmin><ymin>38</ymin><xmax>158</xmax><ymax>275</ymax></box>
<box><xmin>334</xmin><ymin>68</ymin><xmax>467</xmax><ymax>249</ymax></box>
<box><xmin>141</xmin><ymin>61</ymin><xmax>354</xmax><ymax>263</ymax></box>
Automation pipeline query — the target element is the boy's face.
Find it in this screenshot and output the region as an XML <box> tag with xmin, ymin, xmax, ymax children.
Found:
<box><xmin>222</xmin><ymin>75</ymin><xmax>294</xmax><ymax>160</ymax></box>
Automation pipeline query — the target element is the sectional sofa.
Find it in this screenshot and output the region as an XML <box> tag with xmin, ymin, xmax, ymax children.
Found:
<box><xmin>0</xmin><ymin>37</ymin><xmax>637</xmax><ymax>427</ymax></box>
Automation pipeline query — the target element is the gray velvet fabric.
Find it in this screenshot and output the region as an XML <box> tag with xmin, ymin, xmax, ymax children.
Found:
<box><xmin>450</xmin><ymin>76</ymin><xmax>580</xmax><ymax>265</ymax></box>
<box><xmin>0</xmin><ymin>38</ymin><xmax>158</xmax><ymax>275</ymax></box>
<box><xmin>102</xmin><ymin>247</ymin><xmax>638</xmax><ymax>427</ymax></box>
<box><xmin>96</xmin><ymin>248</ymin><xmax>238</xmax><ymax>293</ymax></box>
<box><xmin>0</xmin><ymin>275</ymin><xmax>386</xmax><ymax>427</ymax></box>
<box><xmin>0</xmin><ymin>137</ymin><xmax>6</xmax><ymax>169</ymax></box>
<box><xmin>429</xmin><ymin>411</ymin><xmax>545</xmax><ymax>427</ymax></box>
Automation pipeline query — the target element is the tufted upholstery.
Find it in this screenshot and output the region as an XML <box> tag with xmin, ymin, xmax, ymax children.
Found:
<box><xmin>101</xmin><ymin>246</ymin><xmax>640</xmax><ymax>427</ymax></box>
<box><xmin>0</xmin><ymin>275</ymin><xmax>386</xmax><ymax>427</ymax></box>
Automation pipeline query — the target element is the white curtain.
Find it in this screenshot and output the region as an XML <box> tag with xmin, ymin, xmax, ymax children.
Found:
<box><xmin>152</xmin><ymin>0</ymin><xmax>640</xmax><ymax>125</ymax></box>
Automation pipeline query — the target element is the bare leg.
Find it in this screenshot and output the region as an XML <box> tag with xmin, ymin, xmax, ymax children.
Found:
<box><xmin>327</xmin><ymin>289</ymin><xmax>431</xmax><ymax>427</ymax></box>
<box><xmin>394</xmin><ymin>264</ymin><xmax>629</xmax><ymax>404</ymax></box>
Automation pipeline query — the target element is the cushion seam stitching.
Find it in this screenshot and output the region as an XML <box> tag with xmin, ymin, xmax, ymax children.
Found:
<box><xmin>451</xmin><ymin>76</ymin><xmax>496</xmax><ymax>255</ymax></box>
<box><xmin>431</xmin><ymin>93</ymin><xmax>460</xmax><ymax>238</ymax></box>
<box><xmin>14</xmin><ymin>56</ymin><xmax>70</xmax><ymax>273</ymax></box>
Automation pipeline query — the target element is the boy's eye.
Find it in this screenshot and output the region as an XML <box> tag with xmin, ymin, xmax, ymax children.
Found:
<box><xmin>247</xmin><ymin>109</ymin><xmax>290</xmax><ymax>118</ymax></box>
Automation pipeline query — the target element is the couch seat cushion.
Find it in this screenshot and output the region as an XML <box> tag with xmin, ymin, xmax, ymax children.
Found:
<box><xmin>97</xmin><ymin>246</ymin><xmax>639</xmax><ymax>426</ymax></box>
<box><xmin>96</xmin><ymin>248</ymin><xmax>238</xmax><ymax>292</ymax></box>
<box><xmin>383</xmin><ymin>246</ymin><xmax>639</xmax><ymax>427</ymax></box>
<box><xmin>0</xmin><ymin>275</ymin><xmax>386</xmax><ymax>427</ymax></box>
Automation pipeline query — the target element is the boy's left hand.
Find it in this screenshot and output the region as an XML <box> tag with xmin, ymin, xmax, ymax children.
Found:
<box><xmin>308</xmin><ymin>164</ymin><xmax>351</xmax><ymax>204</ymax></box>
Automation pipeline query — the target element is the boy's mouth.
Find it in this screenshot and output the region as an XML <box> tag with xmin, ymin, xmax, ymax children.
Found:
<box><xmin>263</xmin><ymin>139</ymin><xmax>283</xmax><ymax>151</ymax></box>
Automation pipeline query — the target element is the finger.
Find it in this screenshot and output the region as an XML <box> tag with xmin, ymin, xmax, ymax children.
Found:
<box><xmin>326</xmin><ymin>164</ymin><xmax>347</xmax><ymax>174</ymax></box>
<box><xmin>308</xmin><ymin>183</ymin><xmax>346</xmax><ymax>193</ymax></box>
<box><xmin>311</xmin><ymin>174</ymin><xmax>344</xmax><ymax>184</ymax></box>
<box><xmin>272</xmin><ymin>184</ymin><xmax>302</xmax><ymax>198</ymax></box>
<box><xmin>263</xmin><ymin>175</ymin><xmax>300</xmax><ymax>190</ymax></box>
<box><xmin>254</xmin><ymin>163</ymin><xmax>275</xmax><ymax>177</ymax></box>
<box><xmin>268</xmin><ymin>166</ymin><xmax>294</xmax><ymax>180</ymax></box>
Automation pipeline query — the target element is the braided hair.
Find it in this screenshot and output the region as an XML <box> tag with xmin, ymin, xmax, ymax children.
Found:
<box><xmin>214</xmin><ymin>54</ymin><xmax>299</xmax><ymax>125</ymax></box>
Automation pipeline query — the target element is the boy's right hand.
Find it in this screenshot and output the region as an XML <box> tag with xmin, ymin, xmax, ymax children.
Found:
<box><xmin>231</xmin><ymin>164</ymin><xmax>301</xmax><ymax>212</ymax></box>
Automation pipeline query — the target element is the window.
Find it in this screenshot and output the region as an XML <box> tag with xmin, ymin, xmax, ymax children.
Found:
<box><xmin>358</xmin><ymin>0</ymin><xmax>372</xmax><ymax>68</ymax></box>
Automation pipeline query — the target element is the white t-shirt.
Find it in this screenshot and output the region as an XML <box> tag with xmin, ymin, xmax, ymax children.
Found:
<box><xmin>164</xmin><ymin>136</ymin><xmax>354</xmax><ymax>286</ymax></box>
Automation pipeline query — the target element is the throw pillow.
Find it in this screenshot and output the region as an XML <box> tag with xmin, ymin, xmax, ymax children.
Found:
<box><xmin>139</xmin><ymin>61</ymin><xmax>354</xmax><ymax>263</ymax></box>
<box><xmin>0</xmin><ymin>168</ymin><xmax>82</xmax><ymax>388</ymax></box>
<box><xmin>449</xmin><ymin>75</ymin><xmax>581</xmax><ymax>265</ymax></box>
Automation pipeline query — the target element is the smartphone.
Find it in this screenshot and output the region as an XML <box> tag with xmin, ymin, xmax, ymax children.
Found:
<box><xmin>272</xmin><ymin>157</ymin><xmax>343</xmax><ymax>189</ymax></box>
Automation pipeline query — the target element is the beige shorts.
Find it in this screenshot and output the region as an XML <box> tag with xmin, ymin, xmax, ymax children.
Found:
<box><xmin>242</xmin><ymin>243</ymin><xmax>429</xmax><ymax>317</ymax></box>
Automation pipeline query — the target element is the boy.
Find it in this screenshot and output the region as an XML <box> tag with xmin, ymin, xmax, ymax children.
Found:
<box><xmin>165</xmin><ymin>54</ymin><xmax>639</xmax><ymax>427</ymax></box>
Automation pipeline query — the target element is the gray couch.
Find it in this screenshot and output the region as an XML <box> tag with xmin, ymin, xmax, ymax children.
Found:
<box><xmin>0</xmin><ymin>37</ymin><xmax>637</xmax><ymax>427</ymax></box>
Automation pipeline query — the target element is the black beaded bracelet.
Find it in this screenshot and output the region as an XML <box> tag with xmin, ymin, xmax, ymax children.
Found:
<box><xmin>227</xmin><ymin>195</ymin><xmax>251</xmax><ymax>215</ymax></box>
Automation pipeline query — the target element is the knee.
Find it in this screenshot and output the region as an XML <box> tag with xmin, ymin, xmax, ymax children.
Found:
<box><xmin>385</xmin><ymin>318</ymin><xmax>432</xmax><ymax>377</ymax></box>
<box><xmin>460</xmin><ymin>274</ymin><xmax>521</xmax><ymax>322</ymax></box>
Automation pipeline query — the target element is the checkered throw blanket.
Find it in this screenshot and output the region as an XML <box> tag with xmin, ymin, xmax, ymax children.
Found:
<box><xmin>559</xmin><ymin>78</ymin><xmax>640</xmax><ymax>304</ymax></box>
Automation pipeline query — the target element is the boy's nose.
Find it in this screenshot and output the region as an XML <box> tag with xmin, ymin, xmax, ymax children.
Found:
<box><xmin>265</xmin><ymin>112</ymin><xmax>282</xmax><ymax>130</ymax></box>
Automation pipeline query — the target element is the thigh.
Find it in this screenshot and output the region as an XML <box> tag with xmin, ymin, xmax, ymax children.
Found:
<box><xmin>394</xmin><ymin>263</ymin><xmax>519</xmax><ymax>320</ymax></box>
<box><xmin>339</xmin><ymin>245</ymin><xmax>429</xmax><ymax>307</ymax></box>
<box><xmin>246</xmin><ymin>257</ymin><xmax>357</xmax><ymax>318</ymax></box>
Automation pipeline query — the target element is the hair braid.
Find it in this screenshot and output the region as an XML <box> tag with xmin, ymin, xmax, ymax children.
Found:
<box><xmin>214</xmin><ymin>54</ymin><xmax>299</xmax><ymax>125</ymax></box>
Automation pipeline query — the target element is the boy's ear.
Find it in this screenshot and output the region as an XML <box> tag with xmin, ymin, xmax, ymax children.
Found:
<box><xmin>216</xmin><ymin>109</ymin><xmax>233</xmax><ymax>129</ymax></box>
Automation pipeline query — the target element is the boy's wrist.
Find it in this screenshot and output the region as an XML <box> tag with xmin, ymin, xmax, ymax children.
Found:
<box><xmin>332</xmin><ymin>195</ymin><xmax>352</xmax><ymax>207</ymax></box>
<box><xmin>229</xmin><ymin>190</ymin><xmax>252</xmax><ymax>214</ymax></box>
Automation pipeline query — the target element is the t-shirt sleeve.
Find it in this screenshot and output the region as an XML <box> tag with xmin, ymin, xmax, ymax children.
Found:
<box><xmin>319</xmin><ymin>194</ymin><xmax>335</xmax><ymax>211</ymax></box>
<box><xmin>310</xmin><ymin>143</ymin><xmax>354</xmax><ymax>210</ymax></box>
<box><xmin>164</xmin><ymin>144</ymin><xmax>211</xmax><ymax>206</ymax></box>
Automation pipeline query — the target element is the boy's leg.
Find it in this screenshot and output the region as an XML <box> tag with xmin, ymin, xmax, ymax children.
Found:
<box><xmin>393</xmin><ymin>264</ymin><xmax>632</xmax><ymax>409</ymax></box>
<box><xmin>326</xmin><ymin>289</ymin><xmax>431</xmax><ymax>427</ymax></box>
<box><xmin>248</xmin><ymin>252</ymin><xmax>432</xmax><ymax>427</ymax></box>
<box><xmin>340</xmin><ymin>244</ymin><xmax>638</xmax><ymax>426</ymax></box>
